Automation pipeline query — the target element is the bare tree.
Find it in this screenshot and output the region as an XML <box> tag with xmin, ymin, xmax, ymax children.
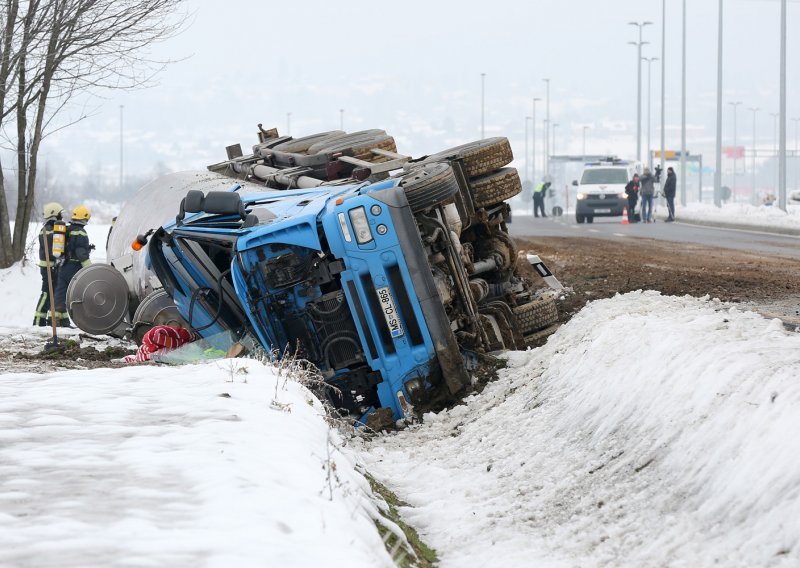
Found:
<box><xmin>0</xmin><ymin>0</ymin><xmax>187</xmax><ymax>267</ymax></box>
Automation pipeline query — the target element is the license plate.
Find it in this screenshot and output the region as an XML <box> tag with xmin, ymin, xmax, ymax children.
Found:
<box><xmin>376</xmin><ymin>286</ymin><xmax>404</xmax><ymax>338</ymax></box>
<box><xmin>593</xmin><ymin>208</ymin><xmax>611</xmax><ymax>213</ymax></box>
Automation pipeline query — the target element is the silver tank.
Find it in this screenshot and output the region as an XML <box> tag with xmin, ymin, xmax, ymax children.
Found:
<box><xmin>68</xmin><ymin>170</ymin><xmax>265</xmax><ymax>336</ymax></box>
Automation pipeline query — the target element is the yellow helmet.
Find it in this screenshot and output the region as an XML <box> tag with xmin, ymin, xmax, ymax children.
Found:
<box><xmin>43</xmin><ymin>202</ymin><xmax>64</xmax><ymax>220</ymax></box>
<box><xmin>71</xmin><ymin>204</ymin><xmax>91</xmax><ymax>222</ymax></box>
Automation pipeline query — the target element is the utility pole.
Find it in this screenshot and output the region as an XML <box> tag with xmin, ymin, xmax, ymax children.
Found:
<box><xmin>629</xmin><ymin>21</ymin><xmax>652</xmax><ymax>162</ymax></box>
<box><xmin>681</xmin><ymin>0</ymin><xmax>687</xmax><ymax>206</ymax></box>
<box><xmin>119</xmin><ymin>105</ymin><xmax>124</xmax><ymax>193</ymax></box>
<box><xmin>339</xmin><ymin>108</ymin><xmax>344</xmax><ymax>131</ymax></box>
<box><xmin>659</xmin><ymin>0</ymin><xmax>666</xmax><ymax>190</ymax></box>
<box><xmin>749</xmin><ymin>107</ymin><xmax>759</xmax><ymax>200</ymax></box>
<box><xmin>532</xmin><ymin>97</ymin><xmax>541</xmax><ymax>184</ymax></box>
<box><xmin>543</xmin><ymin>78</ymin><xmax>550</xmax><ymax>177</ymax></box>
<box><xmin>713</xmin><ymin>0</ymin><xmax>723</xmax><ymax>207</ymax></box>
<box><xmin>793</xmin><ymin>117</ymin><xmax>800</xmax><ymax>190</ymax></box>
<box><xmin>778</xmin><ymin>0</ymin><xmax>787</xmax><ymax>211</ymax></box>
<box><xmin>729</xmin><ymin>101</ymin><xmax>742</xmax><ymax>201</ymax></box>
<box><xmin>525</xmin><ymin>116</ymin><xmax>532</xmax><ymax>182</ymax></box>
<box><xmin>542</xmin><ymin>118</ymin><xmax>548</xmax><ymax>181</ymax></box>
<box><xmin>552</xmin><ymin>123</ymin><xmax>559</xmax><ymax>158</ymax></box>
<box><xmin>582</xmin><ymin>125</ymin><xmax>589</xmax><ymax>159</ymax></box>
<box><xmin>771</xmin><ymin>112</ymin><xmax>779</xmax><ymax>192</ymax></box>
<box><xmin>287</xmin><ymin>112</ymin><xmax>292</xmax><ymax>136</ymax></box>
<box><xmin>643</xmin><ymin>56</ymin><xmax>659</xmax><ymax>169</ymax></box>
<box><xmin>481</xmin><ymin>73</ymin><xmax>486</xmax><ymax>139</ymax></box>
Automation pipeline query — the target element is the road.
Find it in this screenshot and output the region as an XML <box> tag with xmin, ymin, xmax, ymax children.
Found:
<box><xmin>509</xmin><ymin>213</ymin><xmax>800</xmax><ymax>259</ymax></box>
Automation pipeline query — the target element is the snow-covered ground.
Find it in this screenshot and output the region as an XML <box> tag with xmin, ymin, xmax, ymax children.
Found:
<box><xmin>0</xmin><ymin>359</ymin><xmax>394</xmax><ymax>567</ymax></box>
<box><xmin>363</xmin><ymin>292</ymin><xmax>800</xmax><ymax>567</ymax></box>
<box><xmin>674</xmin><ymin>201</ymin><xmax>800</xmax><ymax>232</ymax></box>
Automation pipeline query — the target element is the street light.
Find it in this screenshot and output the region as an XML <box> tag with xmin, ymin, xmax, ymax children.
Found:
<box><xmin>542</xmin><ymin>118</ymin><xmax>548</xmax><ymax>180</ymax></box>
<box><xmin>748</xmin><ymin>107</ymin><xmax>759</xmax><ymax>200</ymax></box>
<box><xmin>287</xmin><ymin>112</ymin><xmax>292</xmax><ymax>136</ymax></box>
<box><xmin>792</xmin><ymin>117</ymin><xmax>800</xmax><ymax>190</ymax></box>
<box><xmin>532</xmin><ymin>97</ymin><xmax>541</xmax><ymax>184</ymax></box>
<box><xmin>778</xmin><ymin>0</ymin><xmax>787</xmax><ymax>211</ymax></box>
<box><xmin>713</xmin><ymin>0</ymin><xmax>723</xmax><ymax>207</ymax></box>
<box><xmin>552</xmin><ymin>122</ymin><xmax>559</xmax><ymax>157</ymax></box>
<box><xmin>339</xmin><ymin>108</ymin><xmax>344</xmax><ymax>130</ymax></box>
<box><xmin>728</xmin><ymin>101</ymin><xmax>742</xmax><ymax>201</ymax></box>
<box><xmin>642</xmin><ymin>56</ymin><xmax>659</xmax><ymax>169</ymax></box>
<box><xmin>680</xmin><ymin>0</ymin><xmax>687</xmax><ymax>205</ymax></box>
<box><xmin>628</xmin><ymin>21</ymin><xmax>652</xmax><ymax>162</ymax></box>
<box><xmin>481</xmin><ymin>73</ymin><xmax>486</xmax><ymax>139</ymax></box>
<box><xmin>659</xmin><ymin>0</ymin><xmax>667</xmax><ymax>191</ymax></box>
<box><xmin>543</xmin><ymin>79</ymin><xmax>550</xmax><ymax>176</ymax></box>
<box><xmin>771</xmin><ymin>112</ymin><xmax>779</xmax><ymax>192</ymax></box>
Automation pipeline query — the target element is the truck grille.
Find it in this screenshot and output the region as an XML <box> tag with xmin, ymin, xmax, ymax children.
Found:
<box><xmin>307</xmin><ymin>290</ymin><xmax>364</xmax><ymax>370</ymax></box>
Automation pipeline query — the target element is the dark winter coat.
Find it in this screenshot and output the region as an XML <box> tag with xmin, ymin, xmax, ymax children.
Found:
<box><xmin>63</xmin><ymin>221</ymin><xmax>92</xmax><ymax>267</ymax></box>
<box><xmin>639</xmin><ymin>174</ymin><xmax>655</xmax><ymax>196</ymax></box>
<box><xmin>624</xmin><ymin>180</ymin><xmax>640</xmax><ymax>200</ymax></box>
<box><xmin>37</xmin><ymin>219</ymin><xmax>57</xmax><ymax>268</ymax></box>
<box><xmin>663</xmin><ymin>171</ymin><xmax>677</xmax><ymax>198</ymax></box>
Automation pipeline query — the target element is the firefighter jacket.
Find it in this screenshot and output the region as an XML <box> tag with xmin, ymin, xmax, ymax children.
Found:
<box><xmin>64</xmin><ymin>221</ymin><xmax>92</xmax><ymax>267</ymax></box>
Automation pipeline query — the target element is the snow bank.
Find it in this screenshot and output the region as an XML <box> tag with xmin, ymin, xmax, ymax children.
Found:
<box><xmin>0</xmin><ymin>360</ymin><xmax>393</xmax><ymax>567</ymax></box>
<box><xmin>676</xmin><ymin>201</ymin><xmax>800</xmax><ymax>232</ymax></box>
<box><xmin>0</xmin><ymin>224</ymin><xmax>110</xmax><ymax>329</ymax></box>
<box><xmin>364</xmin><ymin>292</ymin><xmax>800</xmax><ymax>567</ymax></box>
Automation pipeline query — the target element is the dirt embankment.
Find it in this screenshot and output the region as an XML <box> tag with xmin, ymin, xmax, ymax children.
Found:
<box><xmin>515</xmin><ymin>236</ymin><xmax>800</xmax><ymax>326</ymax></box>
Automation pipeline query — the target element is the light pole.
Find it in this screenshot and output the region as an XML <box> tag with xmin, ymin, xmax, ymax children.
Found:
<box><xmin>659</xmin><ymin>0</ymin><xmax>666</xmax><ymax>190</ymax></box>
<box><xmin>543</xmin><ymin>78</ymin><xmax>550</xmax><ymax>177</ymax></box>
<box><xmin>582</xmin><ymin>125</ymin><xmax>589</xmax><ymax>159</ymax></box>
<box><xmin>525</xmin><ymin>116</ymin><xmax>532</xmax><ymax>183</ymax></box>
<box><xmin>729</xmin><ymin>101</ymin><xmax>742</xmax><ymax>201</ymax></box>
<box><xmin>748</xmin><ymin>107</ymin><xmax>759</xmax><ymax>200</ymax></box>
<box><xmin>532</xmin><ymin>97</ymin><xmax>541</xmax><ymax>184</ymax></box>
<box><xmin>628</xmin><ymin>21</ymin><xmax>652</xmax><ymax>162</ymax></box>
<box><xmin>792</xmin><ymin>117</ymin><xmax>800</xmax><ymax>190</ymax></box>
<box><xmin>287</xmin><ymin>112</ymin><xmax>292</xmax><ymax>136</ymax></box>
<box><xmin>481</xmin><ymin>73</ymin><xmax>486</xmax><ymax>139</ymax></box>
<box><xmin>778</xmin><ymin>0</ymin><xmax>787</xmax><ymax>211</ymax></box>
<box><xmin>680</xmin><ymin>0</ymin><xmax>687</xmax><ymax>205</ymax></box>
<box><xmin>542</xmin><ymin>118</ymin><xmax>548</xmax><ymax>180</ymax></box>
<box><xmin>713</xmin><ymin>0</ymin><xmax>723</xmax><ymax>207</ymax></box>
<box><xmin>119</xmin><ymin>105</ymin><xmax>124</xmax><ymax>193</ymax></box>
<box><xmin>339</xmin><ymin>108</ymin><xmax>344</xmax><ymax>131</ymax></box>
<box><xmin>642</xmin><ymin>56</ymin><xmax>659</xmax><ymax>169</ymax></box>
<box><xmin>552</xmin><ymin>122</ymin><xmax>559</xmax><ymax>158</ymax></box>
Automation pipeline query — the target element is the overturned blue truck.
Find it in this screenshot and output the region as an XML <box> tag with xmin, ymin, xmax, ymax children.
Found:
<box><xmin>67</xmin><ymin>128</ymin><xmax>559</xmax><ymax>427</ymax></box>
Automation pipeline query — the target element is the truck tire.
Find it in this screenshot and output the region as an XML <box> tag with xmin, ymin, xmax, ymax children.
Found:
<box><xmin>272</xmin><ymin>131</ymin><xmax>346</xmax><ymax>154</ymax></box>
<box><xmin>576</xmin><ymin>214</ymin><xmax>586</xmax><ymax>224</ymax></box>
<box><xmin>415</xmin><ymin>137</ymin><xmax>513</xmax><ymax>178</ymax></box>
<box><xmin>400</xmin><ymin>163</ymin><xmax>459</xmax><ymax>213</ymax></box>
<box><xmin>470</xmin><ymin>167</ymin><xmax>522</xmax><ymax>208</ymax></box>
<box><xmin>513</xmin><ymin>297</ymin><xmax>558</xmax><ymax>334</ymax></box>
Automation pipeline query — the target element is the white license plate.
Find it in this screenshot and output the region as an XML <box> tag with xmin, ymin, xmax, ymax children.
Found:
<box><xmin>593</xmin><ymin>208</ymin><xmax>611</xmax><ymax>213</ymax></box>
<box><xmin>376</xmin><ymin>286</ymin><xmax>404</xmax><ymax>338</ymax></box>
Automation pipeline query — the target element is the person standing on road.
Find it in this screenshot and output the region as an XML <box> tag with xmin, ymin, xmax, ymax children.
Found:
<box><xmin>663</xmin><ymin>167</ymin><xmax>677</xmax><ymax>222</ymax></box>
<box><xmin>533</xmin><ymin>180</ymin><xmax>550</xmax><ymax>218</ymax></box>
<box><xmin>639</xmin><ymin>167</ymin><xmax>656</xmax><ymax>223</ymax></box>
<box><xmin>624</xmin><ymin>174</ymin><xmax>640</xmax><ymax>223</ymax></box>
<box><xmin>54</xmin><ymin>204</ymin><xmax>94</xmax><ymax>326</ymax></box>
<box><xmin>33</xmin><ymin>203</ymin><xmax>64</xmax><ymax>327</ymax></box>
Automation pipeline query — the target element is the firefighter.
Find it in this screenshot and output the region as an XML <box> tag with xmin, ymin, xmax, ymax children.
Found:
<box><xmin>53</xmin><ymin>204</ymin><xmax>93</xmax><ymax>326</ymax></box>
<box><xmin>33</xmin><ymin>203</ymin><xmax>64</xmax><ymax>326</ymax></box>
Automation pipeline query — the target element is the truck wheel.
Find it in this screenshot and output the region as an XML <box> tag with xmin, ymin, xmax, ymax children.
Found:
<box><xmin>576</xmin><ymin>214</ymin><xmax>585</xmax><ymax>223</ymax></box>
<box><xmin>513</xmin><ymin>297</ymin><xmax>558</xmax><ymax>334</ymax></box>
<box><xmin>272</xmin><ymin>131</ymin><xmax>346</xmax><ymax>154</ymax></box>
<box><xmin>470</xmin><ymin>167</ymin><xmax>522</xmax><ymax>208</ymax></box>
<box><xmin>414</xmin><ymin>137</ymin><xmax>513</xmax><ymax>178</ymax></box>
<box><xmin>587</xmin><ymin>216</ymin><xmax>594</xmax><ymax>223</ymax></box>
<box><xmin>400</xmin><ymin>162</ymin><xmax>459</xmax><ymax>213</ymax></box>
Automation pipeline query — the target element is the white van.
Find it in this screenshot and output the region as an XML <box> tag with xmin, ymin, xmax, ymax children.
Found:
<box><xmin>572</xmin><ymin>159</ymin><xmax>642</xmax><ymax>223</ymax></box>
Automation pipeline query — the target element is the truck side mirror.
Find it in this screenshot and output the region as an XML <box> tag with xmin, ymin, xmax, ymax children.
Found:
<box><xmin>572</xmin><ymin>180</ymin><xmax>578</xmax><ymax>186</ymax></box>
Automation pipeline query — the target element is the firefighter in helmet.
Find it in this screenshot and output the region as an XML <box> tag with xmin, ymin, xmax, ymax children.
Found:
<box><xmin>53</xmin><ymin>204</ymin><xmax>93</xmax><ymax>326</ymax></box>
<box><xmin>33</xmin><ymin>202</ymin><xmax>65</xmax><ymax>326</ymax></box>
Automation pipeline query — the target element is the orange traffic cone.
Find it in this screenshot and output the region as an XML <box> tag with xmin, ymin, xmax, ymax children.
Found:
<box><xmin>621</xmin><ymin>206</ymin><xmax>630</xmax><ymax>225</ymax></box>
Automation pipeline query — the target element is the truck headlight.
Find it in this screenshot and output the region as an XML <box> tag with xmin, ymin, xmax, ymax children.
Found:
<box><xmin>577</xmin><ymin>192</ymin><xmax>587</xmax><ymax>200</ymax></box>
<box><xmin>348</xmin><ymin>206</ymin><xmax>373</xmax><ymax>244</ymax></box>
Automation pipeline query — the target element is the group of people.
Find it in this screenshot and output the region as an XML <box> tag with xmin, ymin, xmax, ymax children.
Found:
<box><xmin>624</xmin><ymin>166</ymin><xmax>677</xmax><ymax>223</ymax></box>
<box><xmin>34</xmin><ymin>202</ymin><xmax>93</xmax><ymax>327</ymax></box>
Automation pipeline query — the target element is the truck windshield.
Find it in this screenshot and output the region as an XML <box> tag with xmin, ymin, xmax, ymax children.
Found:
<box><xmin>581</xmin><ymin>168</ymin><xmax>629</xmax><ymax>185</ymax></box>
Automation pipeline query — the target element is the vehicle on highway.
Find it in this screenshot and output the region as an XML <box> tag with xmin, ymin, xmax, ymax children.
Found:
<box><xmin>67</xmin><ymin>128</ymin><xmax>560</xmax><ymax>427</ymax></box>
<box><xmin>573</xmin><ymin>158</ymin><xmax>642</xmax><ymax>223</ymax></box>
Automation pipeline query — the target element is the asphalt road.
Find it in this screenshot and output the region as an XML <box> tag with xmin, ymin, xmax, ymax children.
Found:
<box><xmin>509</xmin><ymin>213</ymin><xmax>800</xmax><ymax>260</ymax></box>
